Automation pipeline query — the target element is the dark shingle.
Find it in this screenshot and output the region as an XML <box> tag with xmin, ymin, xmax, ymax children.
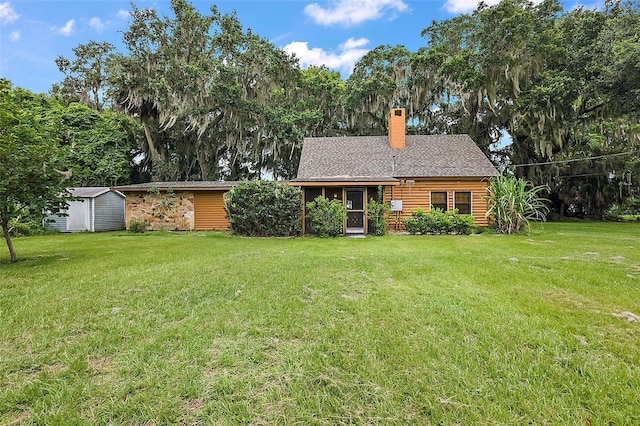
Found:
<box><xmin>294</xmin><ymin>134</ymin><xmax>498</xmax><ymax>180</ymax></box>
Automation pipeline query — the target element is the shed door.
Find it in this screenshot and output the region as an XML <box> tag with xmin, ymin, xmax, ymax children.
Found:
<box><xmin>67</xmin><ymin>200</ymin><xmax>90</xmax><ymax>232</ymax></box>
<box><xmin>194</xmin><ymin>191</ymin><xmax>229</xmax><ymax>231</ymax></box>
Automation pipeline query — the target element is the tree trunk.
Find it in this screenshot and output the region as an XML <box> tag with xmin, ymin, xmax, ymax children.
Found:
<box><xmin>2</xmin><ymin>219</ymin><xmax>17</xmax><ymax>263</ymax></box>
<box><xmin>142</xmin><ymin>118</ymin><xmax>161</xmax><ymax>163</ymax></box>
<box><xmin>197</xmin><ymin>144</ymin><xmax>214</xmax><ymax>181</ymax></box>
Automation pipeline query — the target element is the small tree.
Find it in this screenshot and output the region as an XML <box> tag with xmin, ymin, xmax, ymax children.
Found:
<box><xmin>0</xmin><ymin>79</ymin><xmax>72</xmax><ymax>262</ymax></box>
<box><xmin>306</xmin><ymin>196</ymin><xmax>347</xmax><ymax>237</ymax></box>
<box><xmin>486</xmin><ymin>174</ymin><xmax>549</xmax><ymax>234</ymax></box>
<box><xmin>224</xmin><ymin>181</ymin><xmax>302</xmax><ymax>237</ymax></box>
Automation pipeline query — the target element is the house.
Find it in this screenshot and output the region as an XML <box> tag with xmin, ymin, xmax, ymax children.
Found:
<box><xmin>112</xmin><ymin>181</ymin><xmax>239</xmax><ymax>231</ymax></box>
<box><xmin>291</xmin><ymin>108</ymin><xmax>499</xmax><ymax>234</ymax></box>
<box><xmin>45</xmin><ymin>187</ymin><xmax>125</xmax><ymax>232</ymax></box>
<box><xmin>113</xmin><ymin>109</ymin><xmax>498</xmax><ymax>234</ymax></box>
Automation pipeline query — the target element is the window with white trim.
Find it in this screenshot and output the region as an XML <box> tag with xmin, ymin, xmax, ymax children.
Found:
<box><xmin>430</xmin><ymin>191</ymin><xmax>448</xmax><ymax>211</ymax></box>
<box><xmin>454</xmin><ymin>192</ymin><xmax>471</xmax><ymax>215</ymax></box>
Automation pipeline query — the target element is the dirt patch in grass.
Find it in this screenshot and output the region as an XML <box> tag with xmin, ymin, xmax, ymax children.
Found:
<box><xmin>627</xmin><ymin>265</ymin><xmax>640</xmax><ymax>278</ymax></box>
<box><xmin>87</xmin><ymin>355</ymin><xmax>112</xmax><ymax>372</ymax></box>
<box><xmin>44</xmin><ymin>363</ymin><xmax>68</xmax><ymax>374</ymax></box>
<box><xmin>181</xmin><ymin>398</ymin><xmax>205</xmax><ymax>417</ymax></box>
<box><xmin>612</xmin><ymin>311</ymin><xmax>640</xmax><ymax>322</ymax></box>
<box><xmin>4</xmin><ymin>410</ymin><xmax>30</xmax><ymax>426</ymax></box>
<box><xmin>542</xmin><ymin>290</ymin><xmax>608</xmax><ymax>315</ymax></box>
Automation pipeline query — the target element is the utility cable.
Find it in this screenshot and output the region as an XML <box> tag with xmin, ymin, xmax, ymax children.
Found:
<box><xmin>512</xmin><ymin>150</ymin><xmax>638</xmax><ymax>168</ymax></box>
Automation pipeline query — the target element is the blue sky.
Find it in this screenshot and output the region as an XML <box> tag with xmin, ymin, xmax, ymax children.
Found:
<box><xmin>1</xmin><ymin>0</ymin><xmax>581</xmax><ymax>94</ymax></box>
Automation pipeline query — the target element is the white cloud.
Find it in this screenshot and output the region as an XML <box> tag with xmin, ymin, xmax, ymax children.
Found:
<box><xmin>304</xmin><ymin>0</ymin><xmax>409</xmax><ymax>26</ymax></box>
<box><xmin>89</xmin><ymin>17</ymin><xmax>106</xmax><ymax>31</ymax></box>
<box><xmin>443</xmin><ymin>0</ymin><xmax>499</xmax><ymax>13</ymax></box>
<box><xmin>54</xmin><ymin>19</ymin><xmax>75</xmax><ymax>36</ymax></box>
<box><xmin>443</xmin><ymin>0</ymin><xmax>542</xmax><ymax>14</ymax></box>
<box><xmin>116</xmin><ymin>9</ymin><xmax>130</xmax><ymax>20</ymax></box>
<box><xmin>339</xmin><ymin>37</ymin><xmax>369</xmax><ymax>50</ymax></box>
<box><xmin>283</xmin><ymin>37</ymin><xmax>370</xmax><ymax>76</ymax></box>
<box><xmin>0</xmin><ymin>2</ymin><xmax>20</xmax><ymax>24</ymax></box>
<box><xmin>8</xmin><ymin>30</ymin><xmax>20</xmax><ymax>41</ymax></box>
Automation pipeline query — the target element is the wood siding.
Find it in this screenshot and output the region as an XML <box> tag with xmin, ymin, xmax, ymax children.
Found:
<box><xmin>194</xmin><ymin>191</ymin><xmax>229</xmax><ymax>231</ymax></box>
<box><xmin>384</xmin><ymin>178</ymin><xmax>491</xmax><ymax>227</ymax></box>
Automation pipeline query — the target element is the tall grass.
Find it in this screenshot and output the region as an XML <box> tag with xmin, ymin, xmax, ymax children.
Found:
<box><xmin>486</xmin><ymin>174</ymin><xmax>550</xmax><ymax>233</ymax></box>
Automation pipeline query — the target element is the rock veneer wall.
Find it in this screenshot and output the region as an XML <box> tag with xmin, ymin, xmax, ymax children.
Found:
<box><xmin>125</xmin><ymin>190</ymin><xmax>194</xmax><ymax>231</ymax></box>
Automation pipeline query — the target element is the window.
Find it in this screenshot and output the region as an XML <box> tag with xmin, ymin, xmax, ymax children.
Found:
<box><xmin>455</xmin><ymin>192</ymin><xmax>471</xmax><ymax>215</ymax></box>
<box><xmin>304</xmin><ymin>188</ymin><xmax>323</xmax><ymax>205</ymax></box>
<box><xmin>431</xmin><ymin>192</ymin><xmax>448</xmax><ymax>211</ymax></box>
<box><xmin>367</xmin><ymin>186</ymin><xmax>380</xmax><ymax>203</ymax></box>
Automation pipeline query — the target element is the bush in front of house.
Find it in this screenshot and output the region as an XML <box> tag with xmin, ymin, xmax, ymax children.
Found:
<box><xmin>403</xmin><ymin>208</ymin><xmax>474</xmax><ymax>235</ymax></box>
<box><xmin>365</xmin><ymin>186</ymin><xmax>391</xmax><ymax>236</ymax></box>
<box><xmin>306</xmin><ymin>196</ymin><xmax>347</xmax><ymax>237</ymax></box>
<box><xmin>224</xmin><ymin>181</ymin><xmax>302</xmax><ymax>237</ymax></box>
<box><xmin>128</xmin><ymin>220</ymin><xmax>147</xmax><ymax>233</ymax></box>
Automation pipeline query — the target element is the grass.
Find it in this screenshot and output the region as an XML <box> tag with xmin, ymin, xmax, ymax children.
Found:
<box><xmin>1</xmin><ymin>222</ymin><xmax>639</xmax><ymax>424</ymax></box>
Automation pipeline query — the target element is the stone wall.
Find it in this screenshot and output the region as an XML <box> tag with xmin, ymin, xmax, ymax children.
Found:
<box><xmin>125</xmin><ymin>190</ymin><xmax>194</xmax><ymax>231</ymax></box>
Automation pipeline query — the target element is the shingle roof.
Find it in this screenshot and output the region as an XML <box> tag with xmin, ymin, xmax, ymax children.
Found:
<box><xmin>294</xmin><ymin>134</ymin><xmax>498</xmax><ymax>181</ymax></box>
<box><xmin>113</xmin><ymin>181</ymin><xmax>241</xmax><ymax>191</ymax></box>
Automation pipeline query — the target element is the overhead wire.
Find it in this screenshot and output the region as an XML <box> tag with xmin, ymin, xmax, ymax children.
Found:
<box><xmin>511</xmin><ymin>150</ymin><xmax>638</xmax><ymax>168</ymax></box>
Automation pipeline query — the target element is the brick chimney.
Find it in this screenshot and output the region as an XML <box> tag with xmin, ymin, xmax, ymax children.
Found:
<box><xmin>388</xmin><ymin>108</ymin><xmax>405</xmax><ymax>149</ymax></box>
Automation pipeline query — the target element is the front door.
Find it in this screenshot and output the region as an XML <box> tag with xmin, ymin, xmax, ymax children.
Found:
<box><xmin>345</xmin><ymin>189</ymin><xmax>364</xmax><ymax>234</ymax></box>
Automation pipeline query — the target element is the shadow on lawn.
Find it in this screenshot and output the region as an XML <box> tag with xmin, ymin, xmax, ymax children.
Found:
<box><xmin>0</xmin><ymin>253</ymin><xmax>74</xmax><ymax>266</ymax></box>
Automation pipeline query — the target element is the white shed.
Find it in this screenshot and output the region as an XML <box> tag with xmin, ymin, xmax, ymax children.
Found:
<box><xmin>45</xmin><ymin>187</ymin><xmax>126</xmax><ymax>232</ymax></box>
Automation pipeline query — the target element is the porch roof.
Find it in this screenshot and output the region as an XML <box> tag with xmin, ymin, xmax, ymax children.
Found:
<box><xmin>291</xmin><ymin>177</ymin><xmax>399</xmax><ymax>187</ymax></box>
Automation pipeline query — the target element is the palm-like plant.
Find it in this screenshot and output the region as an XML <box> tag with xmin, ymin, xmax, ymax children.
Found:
<box><xmin>486</xmin><ymin>174</ymin><xmax>550</xmax><ymax>234</ymax></box>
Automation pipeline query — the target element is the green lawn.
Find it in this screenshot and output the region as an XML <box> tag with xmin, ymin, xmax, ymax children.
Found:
<box><xmin>1</xmin><ymin>222</ymin><xmax>639</xmax><ymax>424</ymax></box>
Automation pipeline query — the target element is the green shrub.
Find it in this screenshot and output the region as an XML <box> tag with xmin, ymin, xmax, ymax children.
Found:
<box><xmin>225</xmin><ymin>181</ymin><xmax>302</xmax><ymax>237</ymax></box>
<box><xmin>128</xmin><ymin>220</ymin><xmax>147</xmax><ymax>233</ymax></box>
<box><xmin>605</xmin><ymin>197</ymin><xmax>640</xmax><ymax>221</ymax></box>
<box><xmin>627</xmin><ymin>197</ymin><xmax>640</xmax><ymax>214</ymax></box>
<box><xmin>403</xmin><ymin>208</ymin><xmax>474</xmax><ymax>235</ymax></box>
<box><xmin>306</xmin><ymin>196</ymin><xmax>347</xmax><ymax>237</ymax></box>
<box><xmin>9</xmin><ymin>215</ymin><xmax>46</xmax><ymax>237</ymax></box>
<box><xmin>365</xmin><ymin>186</ymin><xmax>391</xmax><ymax>236</ymax></box>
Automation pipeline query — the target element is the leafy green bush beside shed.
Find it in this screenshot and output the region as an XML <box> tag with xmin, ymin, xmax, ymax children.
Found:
<box><xmin>224</xmin><ymin>181</ymin><xmax>302</xmax><ymax>237</ymax></box>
